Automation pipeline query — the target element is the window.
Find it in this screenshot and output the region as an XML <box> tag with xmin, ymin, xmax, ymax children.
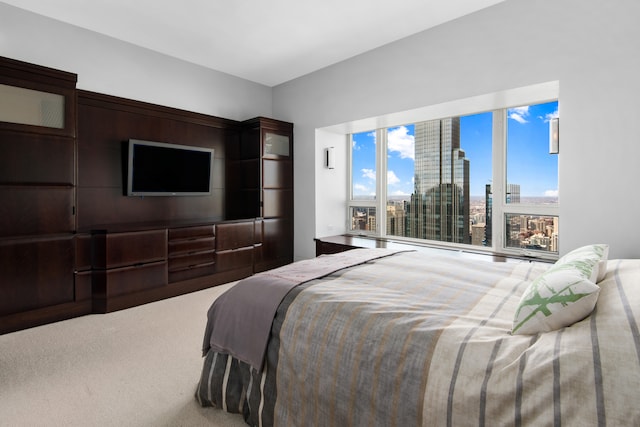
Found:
<box><xmin>502</xmin><ymin>100</ymin><xmax>559</xmax><ymax>253</ymax></box>
<box><xmin>348</xmin><ymin>97</ymin><xmax>559</xmax><ymax>259</ymax></box>
<box><xmin>350</xmin><ymin>130</ymin><xmax>377</xmax><ymax>233</ymax></box>
<box><xmin>506</xmin><ymin>101</ymin><xmax>558</xmax><ymax>206</ymax></box>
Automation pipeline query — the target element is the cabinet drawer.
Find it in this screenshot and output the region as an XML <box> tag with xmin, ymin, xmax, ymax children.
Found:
<box><xmin>93</xmin><ymin>261</ymin><xmax>167</xmax><ymax>298</ymax></box>
<box><xmin>168</xmin><ymin>225</ymin><xmax>215</xmax><ymax>240</ymax></box>
<box><xmin>216</xmin><ymin>221</ymin><xmax>255</xmax><ymax>250</ymax></box>
<box><xmin>216</xmin><ymin>247</ymin><xmax>254</xmax><ymax>272</ymax></box>
<box><xmin>168</xmin><ymin>250</ymin><xmax>215</xmax><ymax>271</ymax></box>
<box><xmin>92</xmin><ymin>229</ymin><xmax>167</xmax><ymax>269</ymax></box>
<box><xmin>168</xmin><ymin>237</ymin><xmax>215</xmax><ymax>255</ymax></box>
<box><xmin>168</xmin><ymin>263</ymin><xmax>216</xmax><ymax>283</ymax></box>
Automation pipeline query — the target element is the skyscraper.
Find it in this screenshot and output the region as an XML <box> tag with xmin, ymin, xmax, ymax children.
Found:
<box><xmin>484</xmin><ymin>183</ymin><xmax>492</xmax><ymax>246</ymax></box>
<box><xmin>407</xmin><ymin>117</ymin><xmax>470</xmax><ymax>244</ymax></box>
<box><xmin>506</xmin><ymin>183</ymin><xmax>521</xmax><ymax>203</ymax></box>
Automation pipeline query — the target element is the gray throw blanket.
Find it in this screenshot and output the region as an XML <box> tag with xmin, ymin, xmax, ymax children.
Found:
<box><xmin>202</xmin><ymin>248</ymin><xmax>409</xmax><ymax>371</ymax></box>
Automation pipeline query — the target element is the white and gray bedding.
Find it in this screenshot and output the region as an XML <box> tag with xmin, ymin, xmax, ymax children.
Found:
<box><xmin>196</xmin><ymin>249</ymin><xmax>640</xmax><ymax>426</ymax></box>
<box><xmin>201</xmin><ymin>248</ymin><xmax>409</xmax><ymax>370</ymax></box>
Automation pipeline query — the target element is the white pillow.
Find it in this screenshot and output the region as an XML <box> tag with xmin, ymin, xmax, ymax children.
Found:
<box><xmin>512</xmin><ymin>261</ymin><xmax>600</xmax><ymax>335</ymax></box>
<box><xmin>555</xmin><ymin>244</ymin><xmax>609</xmax><ymax>283</ymax></box>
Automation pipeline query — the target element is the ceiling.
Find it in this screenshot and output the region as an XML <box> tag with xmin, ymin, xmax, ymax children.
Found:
<box><xmin>2</xmin><ymin>0</ymin><xmax>506</xmax><ymax>86</ymax></box>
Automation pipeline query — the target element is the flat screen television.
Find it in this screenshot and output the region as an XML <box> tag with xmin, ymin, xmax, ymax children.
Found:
<box><xmin>126</xmin><ymin>139</ymin><xmax>214</xmax><ymax>196</ymax></box>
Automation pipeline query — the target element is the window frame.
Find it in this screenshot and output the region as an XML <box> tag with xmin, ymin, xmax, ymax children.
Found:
<box><xmin>347</xmin><ymin>88</ymin><xmax>559</xmax><ymax>261</ymax></box>
<box><xmin>491</xmin><ymin>108</ymin><xmax>559</xmax><ymax>259</ymax></box>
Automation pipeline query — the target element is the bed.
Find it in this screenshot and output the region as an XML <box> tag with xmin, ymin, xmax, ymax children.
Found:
<box><xmin>196</xmin><ymin>245</ymin><xmax>640</xmax><ymax>426</ymax></box>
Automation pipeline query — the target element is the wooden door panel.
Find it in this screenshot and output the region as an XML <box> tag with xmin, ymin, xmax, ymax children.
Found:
<box><xmin>0</xmin><ymin>236</ymin><xmax>74</xmax><ymax>316</ymax></box>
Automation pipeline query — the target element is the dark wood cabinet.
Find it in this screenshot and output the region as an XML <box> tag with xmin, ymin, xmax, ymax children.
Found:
<box><xmin>227</xmin><ymin>117</ymin><xmax>294</xmax><ymax>272</ymax></box>
<box><xmin>92</xmin><ymin>230</ymin><xmax>168</xmax><ymax>269</ymax></box>
<box><xmin>89</xmin><ymin>219</ymin><xmax>259</xmax><ymax>313</ymax></box>
<box><xmin>91</xmin><ymin>229</ymin><xmax>168</xmax><ymax>312</ymax></box>
<box><xmin>168</xmin><ymin>225</ymin><xmax>216</xmax><ymax>283</ymax></box>
<box><xmin>0</xmin><ymin>57</ymin><xmax>85</xmax><ymax>334</ymax></box>
<box><xmin>315</xmin><ymin>236</ymin><xmax>361</xmax><ymax>256</ymax></box>
<box><xmin>0</xmin><ymin>56</ymin><xmax>295</xmax><ymax>333</ymax></box>
<box><xmin>216</xmin><ymin>221</ymin><xmax>256</xmax><ymax>273</ymax></box>
<box><xmin>0</xmin><ymin>236</ymin><xmax>75</xmax><ymax>316</ymax></box>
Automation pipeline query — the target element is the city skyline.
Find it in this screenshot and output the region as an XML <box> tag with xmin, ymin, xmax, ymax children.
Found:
<box><xmin>352</xmin><ymin>100</ymin><xmax>559</xmax><ymax>198</ymax></box>
<box><xmin>351</xmin><ymin>101</ymin><xmax>559</xmax><ymax>252</ymax></box>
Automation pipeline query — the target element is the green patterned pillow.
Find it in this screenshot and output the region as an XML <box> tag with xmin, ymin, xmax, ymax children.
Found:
<box><xmin>554</xmin><ymin>244</ymin><xmax>609</xmax><ymax>283</ymax></box>
<box><xmin>512</xmin><ymin>261</ymin><xmax>600</xmax><ymax>335</ymax></box>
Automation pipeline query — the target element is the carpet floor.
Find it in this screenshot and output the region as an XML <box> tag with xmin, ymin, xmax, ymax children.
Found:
<box><xmin>0</xmin><ymin>282</ymin><xmax>247</xmax><ymax>427</ymax></box>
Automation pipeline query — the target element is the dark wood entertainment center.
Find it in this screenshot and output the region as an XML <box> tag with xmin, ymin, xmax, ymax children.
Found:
<box><xmin>0</xmin><ymin>56</ymin><xmax>293</xmax><ymax>334</ymax></box>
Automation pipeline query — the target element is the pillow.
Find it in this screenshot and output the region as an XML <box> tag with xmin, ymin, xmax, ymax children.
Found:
<box><xmin>512</xmin><ymin>262</ymin><xmax>600</xmax><ymax>335</ymax></box>
<box><xmin>555</xmin><ymin>244</ymin><xmax>609</xmax><ymax>283</ymax></box>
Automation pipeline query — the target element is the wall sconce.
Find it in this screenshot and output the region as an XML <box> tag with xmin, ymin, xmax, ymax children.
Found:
<box><xmin>549</xmin><ymin>118</ymin><xmax>559</xmax><ymax>154</ymax></box>
<box><xmin>325</xmin><ymin>147</ymin><xmax>335</xmax><ymax>169</ymax></box>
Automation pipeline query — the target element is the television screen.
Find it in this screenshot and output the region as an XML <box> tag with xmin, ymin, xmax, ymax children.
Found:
<box><xmin>126</xmin><ymin>139</ymin><xmax>214</xmax><ymax>196</ymax></box>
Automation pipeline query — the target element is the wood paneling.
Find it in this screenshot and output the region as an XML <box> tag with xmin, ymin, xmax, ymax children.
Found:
<box><xmin>263</xmin><ymin>218</ymin><xmax>293</xmax><ymax>263</ymax></box>
<box><xmin>0</xmin><ymin>131</ymin><xmax>74</xmax><ymax>185</ymax></box>
<box><xmin>0</xmin><ymin>236</ymin><xmax>75</xmax><ymax>316</ymax></box>
<box><xmin>263</xmin><ymin>159</ymin><xmax>292</xmax><ymax>188</ymax></box>
<box><xmin>76</xmin><ymin>91</ymin><xmax>238</xmax><ymax>230</ymax></box>
<box><xmin>263</xmin><ymin>189</ymin><xmax>293</xmax><ymax>218</ymax></box>
<box><xmin>0</xmin><ymin>187</ymin><xmax>74</xmax><ymax>238</ymax></box>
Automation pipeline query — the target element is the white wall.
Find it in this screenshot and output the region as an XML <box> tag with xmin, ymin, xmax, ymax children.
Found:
<box><xmin>0</xmin><ymin>3</ymin><xmax>272</xmax><ymax>121</ymax></box>
<box><xmin>315</xmin><ymin>129</ymin><xmax>349</xmax><ymax>238</ymax></box>
<box><xmin>274</xmin><ymin>0</ymin><xmax>640</xmax><ymax>260</ymax></box>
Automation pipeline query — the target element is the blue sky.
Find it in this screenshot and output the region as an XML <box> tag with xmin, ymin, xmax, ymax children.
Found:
<box><xmin>352</xmin><ymin>100</ymin><xmax>559</xmax><ymax>198</ymax></box>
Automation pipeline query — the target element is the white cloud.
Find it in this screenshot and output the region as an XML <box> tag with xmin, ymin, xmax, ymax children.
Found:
<box><xmin>508</xmin><ymin>106</ymin><xmax>529</xmax><ymax>124</ymax></box>
<box><xmin>544</xmin><ymin>110</ymin><xmax>559</xmax><ymax>122</ymax></box>
<box><xmin>353</xmin><ymin>131</ymin><xmax>376</xmax><ymax>150</ymax></box>
<box><xmin>387</xmin><ymin>170</ymin><xmax>400</xmax><ymax>185</ymax></box>
<box><xmin>361</xmin><ymin>168</ymin><xmax>376</xmax><ymax>180</ymax></box>
<box><xmin>388</xmin><ymin>126</ymin><xmax>415</xmax><ymax>160</ymax></box>
<box><xmin>354</xmin><ymin>183</ymin><xmax>368</xmax><ymax>192</ymax></box>
<box><xmin>544</xmin><ymin>189</ymin><xmax>559</xmax><ymax>197</ymax></box>
<box><xmin>390</xmin><ymin>190</ymin><xmax>409</xmax><ymax>196</ymax></box>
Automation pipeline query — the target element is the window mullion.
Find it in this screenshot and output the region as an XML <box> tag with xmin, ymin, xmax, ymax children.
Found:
<box><xmin>347</xmin><ymin>133</ymin><xmax>354</xmax><ymax>201</ymax></box>
<box><xmin>492</xmin><ymin>109</ymin><xmax>506</xmax><ymax>252</ymax></box>
<box><xmin>377</xmin><ymin>128</ymin><xmax>387</xmax><ymax>237</ymax></box>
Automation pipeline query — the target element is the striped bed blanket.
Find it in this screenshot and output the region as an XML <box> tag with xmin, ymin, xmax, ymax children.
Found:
<box><xmin>202</xmin><ymin>248</ymin><xmax>410</xmax><ymax>371</ymax></box>
<box><xmin>196</xmin><ymin>250</ymin><xmax>640</xmax><ymax>426</ymax></box>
